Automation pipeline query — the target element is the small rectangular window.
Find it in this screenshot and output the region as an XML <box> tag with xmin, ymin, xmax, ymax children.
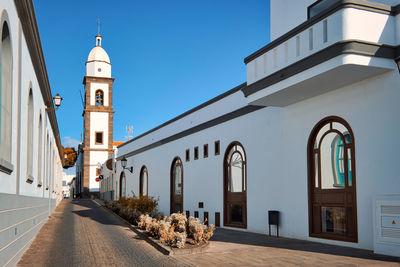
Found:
<box><xmin>203</xmin><ymin>144</ymin><xmax>208</xmax><ymax>158</ymax></box>
<box><xmin>215</xmin><ymin>212</ymin><xmax>220</xmax><ymax>227</ymax></box>
<box><xmin>323</xmin><ymin>20</ymin><xmax>328</xmax><ymax>43</ymax></box>
<box><xmin>215</xmin><ymin>141</ymin><xmax>220</xmax><ymax>155</ymax></box>
<box><xmin>296</xmin><ymin>36</ymin><xmax>300</xmax><ymax>57</ymax></box>
<box><xmin>284</xmin><ymin>42</ymin><xmax>288</xmax><ymax>62</ymax></box>
<box><xmin>95</xmin><ymin>132</ymin><xmax>103</xmax><ymax>144</ymax></box>
<box><xmin>263</xmin><ymin>54</ymin><xmax>267</xmax><ymax>73</ymax></box>
<box><xmin>186</xmin><ymin>149</ymin><xmax>190</xmax><ymax>162</ymax></box>
<box><xmin>254</xmin><ymin>59</ymin><xmax>258</xmax><ymax>79</ymax></box>
<box><xmin>194</xmin><ymin>146</ymin><xmax>199</xmax><ymax>160</ymax></box>
<box><xmin>194</xmin><ymin>211</ymin><xmax>199</xmax><ymax>218</ymax></box>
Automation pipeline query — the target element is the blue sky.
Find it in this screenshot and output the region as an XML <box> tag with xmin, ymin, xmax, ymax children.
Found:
<box><xmin>35</xmin><ymin>0</ymin><xmax>270</xmax><ymax>150</ymax></box>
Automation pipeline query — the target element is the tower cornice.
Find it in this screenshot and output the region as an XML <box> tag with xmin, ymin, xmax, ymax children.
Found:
<box><xmin>83</xmin><ymin>76</ymin><xmax>115</xmax><ymax>85</ymax></box>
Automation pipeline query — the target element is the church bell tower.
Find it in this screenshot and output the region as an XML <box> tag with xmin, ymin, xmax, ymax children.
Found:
<box><xmin>82</xmin><ymin>34</ymin><xmax>114</xmax><ymax>196</ymax></box>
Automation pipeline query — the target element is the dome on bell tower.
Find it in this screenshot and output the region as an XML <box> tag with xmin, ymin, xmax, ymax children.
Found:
<box><xmin>86</xmin><ymin>34</ymin><xmax>111</xmax><ymax>77</ymax></box>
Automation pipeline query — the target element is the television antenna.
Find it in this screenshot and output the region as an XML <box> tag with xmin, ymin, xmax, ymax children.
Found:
<box><xmin>125</xmin><ymin>125</ymin><xmax>133</xmax><ymax>141</ymax></box>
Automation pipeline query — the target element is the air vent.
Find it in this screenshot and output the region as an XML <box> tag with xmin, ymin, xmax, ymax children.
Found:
<box><xmin>374</xmin><ymin>196</ymin><xmax>400</xmax><ymax>257</ymax></box>
<box><xmin>381</xmin><ymin>206</ymin><xmax>400</xmax><ymax>214</ymax></box>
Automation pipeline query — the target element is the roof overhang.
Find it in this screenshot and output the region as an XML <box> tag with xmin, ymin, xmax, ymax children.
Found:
<box><xmin>243</xmin><ymin>41</ymin><xmax>399</xmax><ymax>107</ymax></box>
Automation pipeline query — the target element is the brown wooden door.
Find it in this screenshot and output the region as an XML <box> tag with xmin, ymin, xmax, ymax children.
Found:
<box><xmin>308</xmin><ymin>117</ymin><xmax>357</xmax><ymax>242</ymax></box>
<box><xmin>170</xmin><ymin>157</ymin><xmax>183</xmax><ymax>214</ymax></box>
<box><xmin>224</xmin><ymin>142</ymin><xmax>247</xmax><ymax>228</ymax></box>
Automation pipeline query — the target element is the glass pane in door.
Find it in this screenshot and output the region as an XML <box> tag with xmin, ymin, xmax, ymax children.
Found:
<box><xmin>321</xmin><ymin>207</ymin><xmax>346</xmax><ymax>234</ymax></box>
<box><xmin>231</xmin><ymin>204</ymin><xmax>243</xmax><ymax>223</ymax></box>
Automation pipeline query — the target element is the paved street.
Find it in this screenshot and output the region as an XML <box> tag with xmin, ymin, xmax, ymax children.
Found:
<box><xmin>17</xmin><ymin>199</ymin><xmax>183</xmax><ymax>267</ymax></box>
<box><xmin>18</xmin><ymin>199</ymin><xmax>400</xmax><ymax>267</ymax></box>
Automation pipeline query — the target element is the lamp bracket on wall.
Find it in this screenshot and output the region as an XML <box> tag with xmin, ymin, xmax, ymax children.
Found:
<box><xmin>121</xmin><ymin>156</ymin><xmax>133</xmax><ymax>173</ymax></box>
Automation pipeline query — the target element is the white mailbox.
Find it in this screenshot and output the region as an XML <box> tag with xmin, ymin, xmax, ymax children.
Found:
<box><xmin>374</xmin><ymin>195</ymin><xmax>400</xmax><ymax>257</ymax></box>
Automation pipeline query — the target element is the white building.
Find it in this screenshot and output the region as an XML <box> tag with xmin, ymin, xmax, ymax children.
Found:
<box><xmin>0</xmin><ymin>0</ymin><xmax>65</xmax><ymax>266</ymax></box>
<box><xmin>102</xmin><ymin>0</ymin><xmax>400</xmax><ymax>257</ymax></box>
<box><xmin>61</xmin><ymin>172</ymin><xmax>74</xmax><ymax>198</ymax></box>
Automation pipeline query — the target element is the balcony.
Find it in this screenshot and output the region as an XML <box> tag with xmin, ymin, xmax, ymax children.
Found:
<box><xmin>243</xmin><ymin>0</ymin><xmax>400</xmax><ymax>107</ymax></box>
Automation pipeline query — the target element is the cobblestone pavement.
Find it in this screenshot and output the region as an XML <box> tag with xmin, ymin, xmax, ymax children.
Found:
<box><xmin>17</xmin><ymin>199</ymin><xmax>400</xmax><ymax>267</ymax></box>
<box><xmin>17</xmin><ymin>199</ymin><xmax>185</xmax><ymax>267</ymax></box>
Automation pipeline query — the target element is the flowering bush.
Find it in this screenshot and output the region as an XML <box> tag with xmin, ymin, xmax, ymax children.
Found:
<box><xmin>168</xmin><ymin>213</ymin><xmax>187</xmax><ymax>233</ymax></box>
<box><xmin>144</xmin><ymin>213</ymin><xmax>214</xmax><ymax>248</ymax></box>
<box><xmin>138</xmin><ymin>214</ymin><xmax>153</xmax><ymax>230</ymax></box>
<box><xmin>187</xmin><ymin>216</ymin><xmax>215</xmax><ymax>243</ymax></box>
<box><xmin>104</xmin><ymin>195</ymin><xmax>162</xmax><ymax>226</ymax></box>
<box><xmin>105</xmin><ymin>199</ymin><xmax>214</xmax><ymax>248</ymax></box>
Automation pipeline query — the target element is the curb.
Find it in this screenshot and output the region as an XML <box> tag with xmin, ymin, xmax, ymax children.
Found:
<box><xmin>92</xmin><ymin>199</ymin><xmax>209</xmax><ymax>256</ymax></box>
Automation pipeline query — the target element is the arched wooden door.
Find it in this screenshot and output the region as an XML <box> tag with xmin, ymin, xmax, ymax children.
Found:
<box><xmin>119</xmin><ymin>172</ymin><xmax>126</xmax><ymax>199</ymax></box>
<box><xmin>308</xmin><ymin>116</ymin><xmax>357</xmax><ymax>242</ymax></box>
<box><xmin>224</xmin><ymin>142</ymin><xmax>247</xmax><ymax>228</ymax></box>
<box><xmin>139</xmin><ymin>166</ymin><xmax>148</xmax><ymax>197</ymax></box>
<box><xmin>170</xmin><ymin>157</ymin><xmax>183</xmax><ymax>214</ymax></box>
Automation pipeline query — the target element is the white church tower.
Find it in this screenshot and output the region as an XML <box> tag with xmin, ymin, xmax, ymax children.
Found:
<box><xmin>82</xmin><ymin>34</ymin><xmax>115</xmax><ymax>197</ymax></box>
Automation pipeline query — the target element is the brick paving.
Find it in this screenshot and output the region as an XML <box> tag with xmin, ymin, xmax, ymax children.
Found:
<box><xmin>175</xmin><ymin>228</ymin><xmax>400</xmax><ymax>266</ymax></box>
<box><xmin>17</xmin><ymin>199</ymin><xmax>184</xmax><ymax>267</ymax></box>
<box><xmin>17</xmin><ymin>199</ymin><xmax>400</xmax><ymax>267</ymax></box>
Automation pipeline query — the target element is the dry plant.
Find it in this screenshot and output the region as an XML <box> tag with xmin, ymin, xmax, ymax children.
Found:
<box><xmin>187</xmin><ymin>216</ymin><xmax>215</xmax><ymax>243</ymax></box>
<box><xmin>169</xmin><ymin>213</ymin><xmax>187</xmax><ymax>233</ymax></box>
<box><xmin>138</xmin><ymin>214</ymin><xmax>152</xmax><ymax>230</ymax></box>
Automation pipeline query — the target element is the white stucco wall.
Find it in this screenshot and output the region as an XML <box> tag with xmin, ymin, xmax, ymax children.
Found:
<box><xmin>248</xmin><ymin>7</ymin><xmax>398</xmax><ymax>86</ymax></box>
<box><xmin>117</xmin><ymin>68</ymin><xmax>400</xmax><ymax>251</ymax></box>
<box><xmin>89</xmin><ymin>150</ymin><xmax>109</xmax><ymax>191</ymax></box>
<box><xmin>270</xmin><ymin>0</ymin><xmax>315</xmax><ymax>41</ymax></box>
<box><xmin>0</xmin><ymin>3</ymin><xmax>63</xmax><ymax>199</ymax></box>
<box><xmin>90</xmin><ymin>112</ymin><xmax>109</xmax><ymax>148</ymax></box>
<box><xmin>118</xmin><ymin>90</ymin><xmax>248</xmax><ymax>157</ymax></box>
<box><xmin>86</xmin><ymin>61</ymin><xmax>111</xmax><ymax>78</ymax></box>
<box><xmin>270</xmin><ymin>0</ymin><xmax>398</xmax><ymax>42</ymax></box>
<box><xmin>0</xmin><ymin>1</ymin><xmax>65</xmax><ymax>266</ymax></box>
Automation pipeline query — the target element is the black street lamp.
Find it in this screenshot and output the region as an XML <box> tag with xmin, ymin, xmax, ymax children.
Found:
<box><xmin>53</xmin><ymin>93</ymin><xmax>63</xmax><ymax>109</ymax></box>
<box><xmin>121</xmin><ymin>156</ymin><xmax>133</xmax><ymax>173</ymax></box>
<box><xmin>46</xmin><ymin>93</ymin><xmax>63</xmax><ymax>111</ymax></box>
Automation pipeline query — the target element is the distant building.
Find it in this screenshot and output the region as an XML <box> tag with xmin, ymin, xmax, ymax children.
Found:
<box><xmin>103</xmin><ymin>0</ymin><xmax>400</xmax><ymax>257</ymax></box>
<box><xmin>0</xmin><ymin>0</ymin><xmax>65</xmax><ymax>265</ymax></box>
<box><xmin>61</xmin><ymin>172</ymin><xmax>74</xmax><ymax>198</ymax></box>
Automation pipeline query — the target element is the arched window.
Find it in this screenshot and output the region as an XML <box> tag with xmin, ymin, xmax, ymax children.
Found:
<box><xmin>51</xmin><ymin>148</ymin><xmax>54</xmax><ymax>192</ymax></box>
<box><xmin>95</xmin><ymin>90</ymin><xmax>104</xmax><ymax>106</ymax></box>
<box><xmin>0</xmin><ymin>20</ymin><xmax>13</xmax><ymax>170</ymax></box>
<box><xmin>120</xmin><ymin>172</ymin><xmax>126</xmax><ymax>199</ymax></box>
<box><xmin>45</xmin><ymin>134</ymin><xmax>49</xmax><ymax>190</ymax></box>
<box><xmin>170</xmin><ymin>157</ymin><xmax>183</xmax><ymax>214</ymax></box>
<box><xmin>37</xmin><ymin>114</ymin><xmax>43</xmax><ymax>187</ymax></box>
<box><xmin>140</xmin><ymin>166</ymin><xmax>148</xmax><ymax>197</ymax></box>
<box><xmin>26</xmin><ymin>89</ymin><xmax>34</xmax><ymax>181</ymax></box>
<box><xmin>224</xmin><ymin>142</ymin><xmax>247</xmax><ymax>228</ymax></box>
<box><xmin>308</xmin><ymin>116</ymin><xmax>357</xmax><ymax>242</ymax></box>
